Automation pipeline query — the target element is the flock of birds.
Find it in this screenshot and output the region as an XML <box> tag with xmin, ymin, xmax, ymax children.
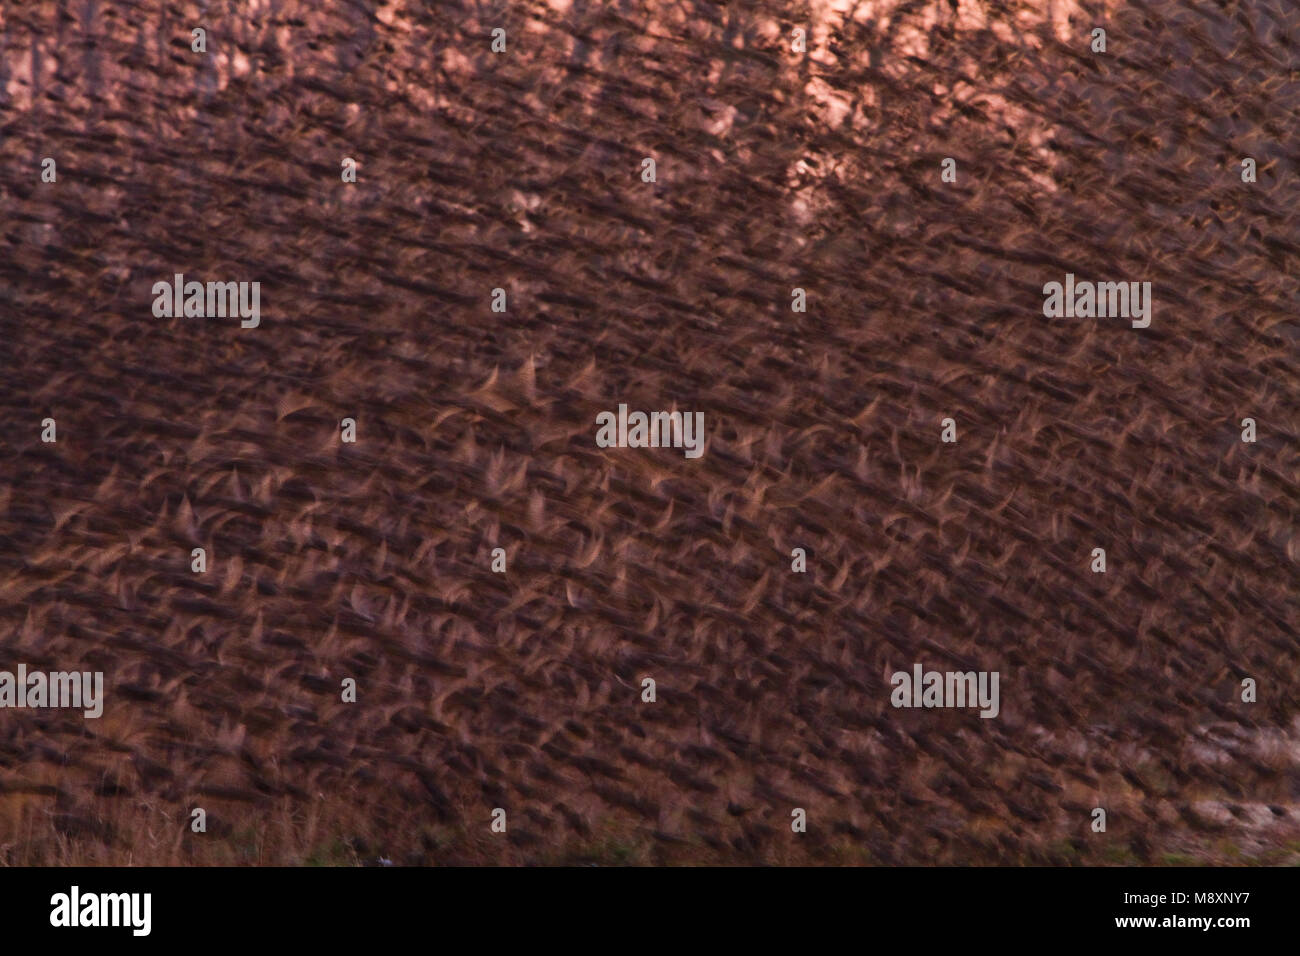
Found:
<box><xmin>0</xmin><ymin>0</ymin><xmax>1296</xmax><ymax>864</ymax></box>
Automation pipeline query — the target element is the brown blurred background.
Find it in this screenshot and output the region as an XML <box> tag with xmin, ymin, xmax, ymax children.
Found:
<box><xmin>0</xmin><ymin>0</ymin><xmax>1296</xmax><ymax>864</ymax></box>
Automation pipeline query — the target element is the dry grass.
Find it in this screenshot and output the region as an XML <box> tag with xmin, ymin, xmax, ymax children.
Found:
<box><xmin>0</xmin><ymin>0</ymin><xmax>1296</xmax><ymax>865</ymax></box>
